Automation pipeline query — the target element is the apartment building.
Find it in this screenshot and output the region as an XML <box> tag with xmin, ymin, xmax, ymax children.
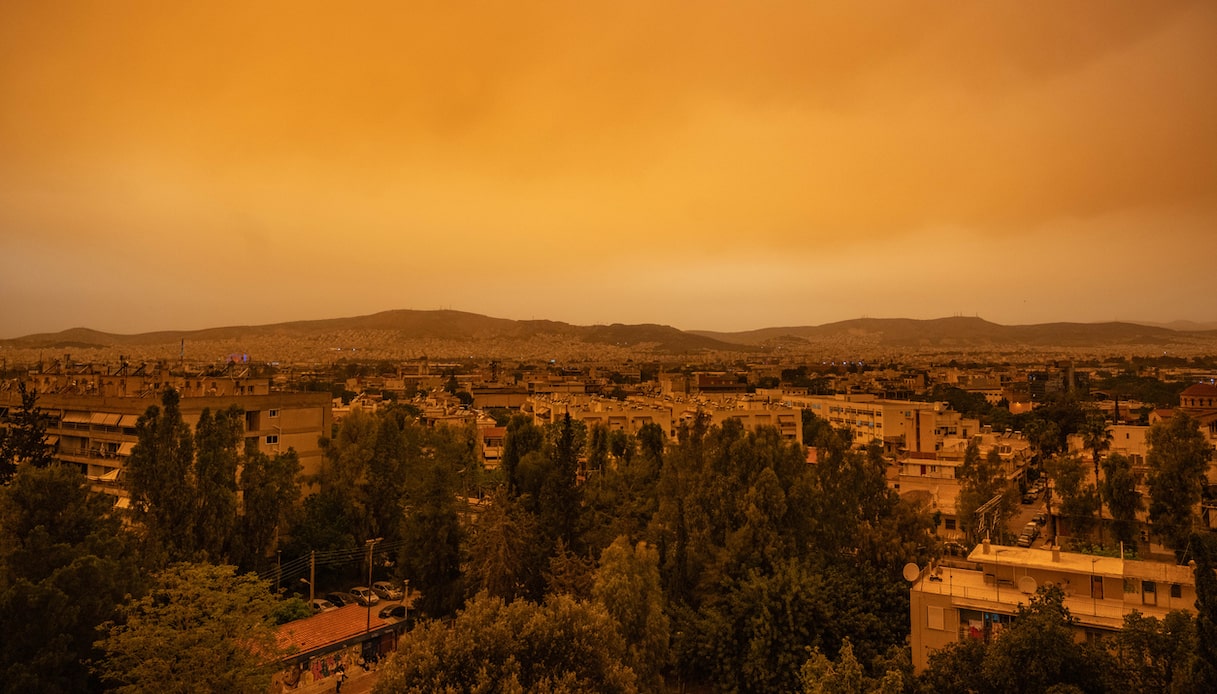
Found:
<box><xmin>0</xmin><ymin>372</ymin><xmax>331</xmax><ymax>503</ymax></box>
<box><xmin>526</xmin><ymin>393</ymin><xmax>802</xmax><ymax>444</ymax></box>
<box><xmin>896</xmin><ymin>428</ymin><xmax>1032</xmax><ymax>540</ymax></box>
<box><xmin>909</xmin><ymin>542</ymin><xmax>1198</xmax><ymax>672</ymax></box>
<box><xmin>771</xmin><ymin>393</ymin><xmax>978</xmax><ymax>453</ymax></box>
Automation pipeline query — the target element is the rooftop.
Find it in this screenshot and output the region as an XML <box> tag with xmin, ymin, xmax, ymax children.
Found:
<box><xmin>276</xmin><ymin>604</ymin><xmax>401</xmax><ymax>662</ymax></box>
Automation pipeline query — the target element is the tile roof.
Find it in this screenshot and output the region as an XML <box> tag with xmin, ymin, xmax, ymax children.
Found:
<box><xmin>276</xmin><ymin>604</ymin><xmax>398</xmax><ymax>661</ymax></box>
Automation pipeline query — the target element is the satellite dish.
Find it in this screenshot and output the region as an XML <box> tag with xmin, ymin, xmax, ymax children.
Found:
<box><xmin>902</xmin><ymin>563</ymin><xmax>921</xmax><ymax>582</ymax></box>
<box><xmin>1018</xmin><ymin>576</ymin><xmax>1038</xmax><ymax>594</ymax></box>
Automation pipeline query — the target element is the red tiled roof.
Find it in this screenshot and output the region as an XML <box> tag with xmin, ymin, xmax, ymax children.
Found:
<box><xmin>1182</xmin><ymin>383</ymin><xmax>1217</xmax><ymax>398</ymax></box>
<box><xmin>276</xmin><ymin>605</ymin><xmax>395</xmax><ymax>660</ymax></box>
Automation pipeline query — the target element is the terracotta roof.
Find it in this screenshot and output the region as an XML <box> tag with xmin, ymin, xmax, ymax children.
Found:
<box><xmin>1181</xmin><ymin>383</ymin><xmax>1217</xmax><ymax>398</ymax></box>
<box><xmin>276</xmin><ymin>604</ymin><xmax>397</xmax><ymax>661</ymax></box>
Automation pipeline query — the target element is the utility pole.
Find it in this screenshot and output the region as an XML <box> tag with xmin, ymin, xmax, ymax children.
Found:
<box><xmin>366</xmin><ymin>538</ymin><xmax>382</xmax><ymax>633</ymax></box>
<box><xmin>309</xmin><ymin>551</ymin><xmax>315</xmax><ymax>605</ymax></box>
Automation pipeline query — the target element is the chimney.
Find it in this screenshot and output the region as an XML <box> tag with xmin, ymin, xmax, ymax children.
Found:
<box><xmin>1052</xmin><ymin>546</ymin><xmax>1061</xmax><ymax>563</ymax></box>
<box><xmin>982</xmin><ymin>539</ymin><xmax>991</xmax><ymax>554</ymax></box>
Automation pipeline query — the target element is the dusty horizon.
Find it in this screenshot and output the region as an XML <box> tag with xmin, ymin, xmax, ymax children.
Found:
<box><xmin>4</xmin><ymin>307</ymin><xmax>1217</xmax><ymax>343</ymax></box>
<box><xmin>4</xmin><ymin>2</ymin><xmax>1216</xmax><ymax>337</ymax></box>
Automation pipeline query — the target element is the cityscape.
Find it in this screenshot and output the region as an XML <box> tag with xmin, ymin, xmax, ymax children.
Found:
<box><xmin>3</xmin><ymin>2</ymin><xmax>1217</xmax><ymax>693</ymax></box>
<box><xmin>1</xmin><ymin>309</ymin><xmax>1216</xmax><ymax>692</ymax></box>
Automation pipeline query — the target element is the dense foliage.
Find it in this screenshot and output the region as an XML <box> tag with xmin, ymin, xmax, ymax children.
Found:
<box><xmin>2</xmin><ymin>377</ymin><xmax>1215</xmax><ymax>692</ymax></box>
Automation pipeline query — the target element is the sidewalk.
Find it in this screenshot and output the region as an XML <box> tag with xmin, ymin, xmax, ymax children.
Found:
<box><xmin>295</xmin><ymin>663</ymin><xmax>381</xmax><ymax>694</ymax></box>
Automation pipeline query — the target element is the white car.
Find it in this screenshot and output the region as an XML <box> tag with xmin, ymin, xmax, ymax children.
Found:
<box><xmin>372</xmin><ymin>581</ymin><xmax>403</xmax><ymax>601</ymax></box>
<box><xmin>310</xmin><ymin>599</ymin><xmax>337</xmax><ymax>613</ymax></box>
<box><xmin>350</xmin><ymin>586</ymin><xmax>379</xmax><ymax>606</ymax></box>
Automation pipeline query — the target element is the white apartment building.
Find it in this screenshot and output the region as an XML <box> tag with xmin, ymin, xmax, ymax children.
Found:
<box><xmin>910</xmin><ymin>542</ymin><xmax>1197</xmax><ymax>672</ymax></box>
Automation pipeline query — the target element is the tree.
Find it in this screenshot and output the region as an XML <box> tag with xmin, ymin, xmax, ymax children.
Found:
<box><xmin>232</xmin><ymin>448</ymin><xmax>301</xmax><ymax>573</ymax></box>
<box><xmin>319</xmin><ymin>407</ymin><xmax>380</xmax><ymax>542</ymax></box>
<box><xmin>801</xmin><ymin>639</ymin><xmax>906</xmax><ymax>694</ymax></box>
<box><xmin>1080</xmin><ymin>412</ymin><xmax>1112</xmax><ymax>545</ymax></box>
<box><xmin>1189</xmin><ymin>532</ymin><xmax>1217</xmax><ymax>690</ymax></box>
<box><xmin>1108</xmin><ymin>610</ymin><xmax>1198</xmax><ymax>693</ymax></box>
<box><xmin>192</xmin><ymin>406</ymin><xmax>243</xmax><ymax>562</ymax></box>
<box><xmin>916</xmin><ymin>638</ymin><xmax>986</xmax><ymax>694</ymax></box>
<box><xmin>400</xmin><ymin>450</ymin><xmax>464</xmax><ymax>618</ymax></box>
<box><xmin>545</xmin><ymin>538</ymin><xmax>594</xmax><ymax>599</ymax></box>
<box><xmin>1099</xmin><ymin>452</ymin><xmax>1142</xmax><ymax>551</ymax></box>
<box><xmin>126</xmin><ymin>388</ymin><xmax>197</xmax><ymax>562</ymax></box>
<box><xmin>502</xmin><ymin>414</ymin><xmax>544</xmax><ymax>497</ymax></box>
<box><xmin>593</xmin><ymin>537</ymin><xmax>670</xmax><ymax>691</ymax></box>
<box><xmin>1047</xmin><ymin>454</ymin><xmax>1099</xmax><ymax>543</ymax></box>
<box><xmin>373</xmin><ymin>592</ymin><xmax>637</xmax><ymax>694</ymax></box>
<box><xmin>1146</xmin><ymin>413</ymin><xmax>1211</xmax><ymax>554</ymax></box>
<box><xmin>366</xmin><ymin>414</ymin><xmax>409</xmax><ymax>543</ymax></box>
<box><xmin>95</xmin><ymin>563</ymin><xmax>282</xmax><ymax>694</ymax></box>
<box><xmin>0</xmin><ymin>464</ymin><xmax>143</xmax><ymax>693</ymax></box>
<box><xmin>979</xmin><ymin>585</ymin><xmax>1109</xmax><ymax>694</ymax></box>
<box><xmin>957</xmin><ymin>441</ymin><xmax>1015</xmax><ymax>543</ymax></box>
<box><xmin>0</xmin><ymin>382</ymin><xmax>55</xmax><ymax>482</ymax></box>
<box><xmin>463</xmin><ymin>491</ymin><xmax>546</xmax><ymax>602</ymax></box>
<box><xmin>538</xmin><ymin>413</ymin><xmax>583</xmax><ymax>549</ymax></box>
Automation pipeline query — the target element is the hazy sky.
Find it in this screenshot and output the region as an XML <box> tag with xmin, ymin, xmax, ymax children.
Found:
<box><xmin>3</xmin><ymin>1</ymin><xmax>1216</xmax><ymax>337</ymax></box>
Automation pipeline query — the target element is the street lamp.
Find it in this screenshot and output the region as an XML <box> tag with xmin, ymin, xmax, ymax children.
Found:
<box><xmin>366</xmin><ymin>537</ymin><xmax>382</xmax><ymax>633</ymax></box>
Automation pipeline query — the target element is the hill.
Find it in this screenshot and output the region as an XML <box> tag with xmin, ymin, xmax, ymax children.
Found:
<box><xmin>3</xmin><ymin>313</ymin><xmax>1214</xmax><ymax>365</ymax></box>
<box><xmin>690</xmin><ymin>316</ymin><xmax>1217</xmax><ymax>353</ymax></box>
<box><xmin>0</xmin><ymin>310</ymin><xmax>743</xmax><ymax>363</ymax></box>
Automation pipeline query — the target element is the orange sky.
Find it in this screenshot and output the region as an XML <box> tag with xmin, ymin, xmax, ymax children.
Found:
<box><xmin>2</xmin><ymin>1</ymin><xmax>1216</xmax><ymax>337</ymax></box>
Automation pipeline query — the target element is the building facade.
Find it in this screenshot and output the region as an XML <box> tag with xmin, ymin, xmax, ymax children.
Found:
<box><xmin>909</xmin><ymin>542</ymin><xmax>1197</xmax><ymax>672</ymax></box>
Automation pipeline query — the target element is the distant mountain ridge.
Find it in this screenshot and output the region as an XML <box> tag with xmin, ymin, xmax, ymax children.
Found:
<box><xmin>690</xmin><ymin>316</ymin><xmax>1217</xmax><ymax>348</ymax></box>
<box><xmin>3</xmin><ymin>311</ymin><xmax>1215</xmax><ymax>360</ymax></box>
<box><xmin>0</xmin><ymin>310</ymin><xmax>740</xmax><ymax>355</ymax></box>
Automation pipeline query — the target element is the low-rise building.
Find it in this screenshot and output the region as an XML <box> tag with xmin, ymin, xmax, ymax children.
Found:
<box><xmin>909</xmin><ymin>542</ymin><xmax>1197</xmax><ymax>672</ymax></box>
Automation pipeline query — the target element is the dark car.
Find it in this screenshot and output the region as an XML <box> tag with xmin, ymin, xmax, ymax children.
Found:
<box><xmin>378</xmin><ymin>604</ymin><xmax>408</xmax><ymax>620</ymax></box>
<box><xmin>325</xmin><ymin>592</ymin><xmax>355</xmax><ymax>608</ymax></box>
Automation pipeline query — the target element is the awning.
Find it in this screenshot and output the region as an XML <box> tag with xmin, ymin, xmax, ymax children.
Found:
<box><xmin>45</xmin><ymin>435</ymin><xmax>59</xmax><ymax>447</ymax></box>
<box><xmin>118</xmin><ymin>414</ymin><xmax>140</xmax><ymax>428</ymax></box>
<box><xmin>63</xmin><ymin>412</ymin><xmax>91</xmax><ymax>424</ymax></box>
<box><xmin>114</xmin><ymin>496</ymin><xmax>131</xmax><ymax>509</ymax></box>
<box><xmin>118</xmin><ymin>441</ymin><xmax>135</xmax><ymax>456</ymax></box>
<box><xmin>90</xmin><ymin>413</ymin><xmax>121</xmax><ymax>426</ymax></box>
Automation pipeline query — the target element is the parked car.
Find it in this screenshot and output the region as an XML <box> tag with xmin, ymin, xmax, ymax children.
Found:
<box><xmin>378</xmin><ymin>604</ymin><xmax>407</xmax><ymax>620</ymax></box>
<box><xmin>372</xmin><ymin>581</ymin><xmax>403</xmax><ymax>601</ymax></box>
<box><xmin>1021</xmin><ymin>491</ymin><xmax>1038</xmax><ymax>504</ymax></box>
<box><xmin>325</xmin><ymin>592</ymin><xmax>355</xmax><ymax>608</ymax></box>
<box><xmin>1032</xmin><ymin>513</ymin><xmax>1047</xmax><ymax>526</ymax></box>
<box><xmin>349</xmin><ymin>586</ymin><xmax>379</xmax><ymax>606</ymax></box>
<box><xmin>310</xmin><ymin>599</ymin><xmax>337</xmax><ymax>613</ymax></box>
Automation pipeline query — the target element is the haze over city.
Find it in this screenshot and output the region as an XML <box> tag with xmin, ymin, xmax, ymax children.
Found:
<box><xmin>3</xmin><ymin>1</ymin><xmax>1217</xmax><ymax>338</ymax></box>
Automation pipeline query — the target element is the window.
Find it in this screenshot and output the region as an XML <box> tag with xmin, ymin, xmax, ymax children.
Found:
<box><xmin>1142</xmin><ymin>580</ymin><xmax>1157</xmax><ymax>606</ymax></box>
<box><xmin>1170</xmin><ymin>584</ymin><xmax>1182</xmax><ymax>599</ymax></box>
<box><xmin>927</xmin><ymin>605</ymin><xmax>945</xmax><ymax>630</ymax></box>
<box><xmin>265</xmin><ymin>435</ymin><xmax>279</xmax><ymax>445</ymax></box>
<box><xmin>945</xmin><ymin>519</ymin><xmax>956</xmax><ymax>530</ymax></box>
<box><xmin>269</xmin><ymin>409</ymin><xmax>279</xmax><ymax>418</ymax></box>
